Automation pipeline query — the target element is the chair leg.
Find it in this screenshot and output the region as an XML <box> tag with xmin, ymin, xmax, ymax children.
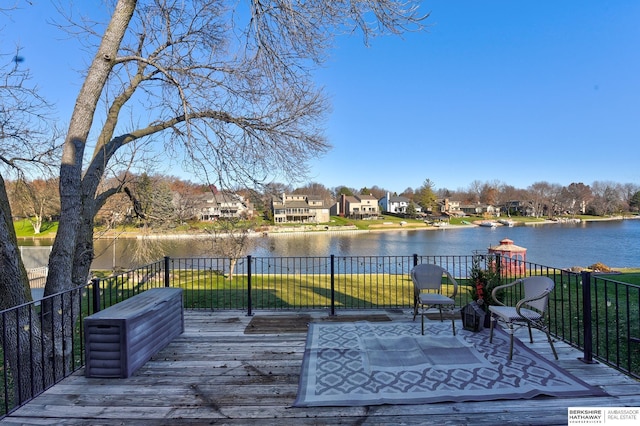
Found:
<box><xmin>451</xmin><ymin>318</ymin><xmax>456</xmax><ymax>336</ymax></box>
<box><xmin>527</xmin><ymin>323</ymin><xmax>534</xmax><ymax>343</ymax></box>
<box><xmin>545</xmin><ymin>329</ymin><xmax>559</xmax><ymax>360</ymax></box>
<box><xmin>489</xmin><ymin>315</ymin><xmax>495</xmax><ymax>343</ymax></box>
<box><xmin>509</xmin><ymin>334</ymin><xmax>514</xmax><ymax>360</ymax></box>
<box><xmin>421</xmin><ymin>311</ymin><xmax>425</xmax><ymax>335</ymax></box>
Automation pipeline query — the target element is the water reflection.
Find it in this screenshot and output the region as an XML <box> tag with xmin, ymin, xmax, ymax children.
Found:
<box><xmin>18</xmin><ymin>219</ymin><xmax>640</xmax><ymax>270</ymax></box>
<box><xmin>265</xmin><ymin>233</ymin><xmax>333</xmax><ymax>256</ymax></box>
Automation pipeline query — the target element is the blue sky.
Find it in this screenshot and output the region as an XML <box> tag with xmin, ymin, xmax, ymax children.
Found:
<box><xmin>3</xmin><ymin>1</ymin><xmax>639</xmax><ymax>193</ymax></box>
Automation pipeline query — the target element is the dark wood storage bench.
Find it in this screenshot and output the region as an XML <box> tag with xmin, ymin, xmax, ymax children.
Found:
<box><xmin>84</xmin><ymin>287</ymin><xmax>184</xmax><ymax>378</ymax></box>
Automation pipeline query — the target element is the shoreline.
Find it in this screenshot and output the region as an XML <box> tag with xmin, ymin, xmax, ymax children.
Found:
<box><xmin>19</xmin><ymin>217</ymin><xmax>640</xmax><ymax>271</ymax></box>
<box><xmin>17</xmin><ymin>215</ymin><xmax>639</xmax><ymax>241</ymax></box>
<box><xmin>122</xmin><ymin>214</ymin><xmax>640</xmax><ymax>239</ymax></box>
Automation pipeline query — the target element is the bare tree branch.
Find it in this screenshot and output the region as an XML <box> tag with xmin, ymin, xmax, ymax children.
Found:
<box><xmin>45</xmin><ymin>0</ymin><xmax>430</xmax><ymax>296</ymax></box>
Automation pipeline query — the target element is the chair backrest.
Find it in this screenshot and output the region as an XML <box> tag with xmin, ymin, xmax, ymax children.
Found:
<box><xmin>411</xmin><ymin>264</ymin><xmax>450</xmax><ymax>292</ymax></box>
<box><xmin>522</xmin><ymin>276</ymin><xmax>555</xmax><ymax>312</ymax></box>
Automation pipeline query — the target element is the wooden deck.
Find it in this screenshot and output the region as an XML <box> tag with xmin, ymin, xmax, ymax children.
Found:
<box><xmin>2</xmin><ymin>310</ymin><xmax>639</xmax><ymax>425</ymax></box>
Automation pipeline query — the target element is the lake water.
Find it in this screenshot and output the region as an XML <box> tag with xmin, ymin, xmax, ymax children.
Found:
<box><xmin>20</xmin><ymin>219</ymin><xmax>640</xmax><ymax>270</ymax></box>
<box><xmin>91</xmin><ymin>218</ymin><xmax>640</xmax><ymax>270</ymax></box>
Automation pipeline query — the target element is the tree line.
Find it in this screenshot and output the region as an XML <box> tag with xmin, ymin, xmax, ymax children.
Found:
<box><xmin>6</xmin><ymin>175</ymin><xmax>639</xmax><ymax>234</ymax></box>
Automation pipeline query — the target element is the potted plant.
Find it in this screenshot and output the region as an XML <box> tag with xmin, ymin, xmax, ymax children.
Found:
<box><xmin>461</xmin><ymin>254</ymin><xmax>501</xmax><ymax>331</ymax></box>
<box><xmin>470</xmin><ymin>255</ymin><xmax>502</xmax><ymax>306</ymax></box>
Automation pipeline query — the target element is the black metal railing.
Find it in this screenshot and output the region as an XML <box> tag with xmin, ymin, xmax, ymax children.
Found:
<box><xmin>586</xmin><ymin>271</ymin><xmax>640</xmax><ymax>376</ymax></box>
<box><xmin>169</xmin><ymin>254</ymin><xmax>478</xmax><ymax>312</ymax></box>
<box><xmin>1</xmin><ymin>285</ymin><xmax>89</xmax><ymax>419</ymax></box>
<box><xmin>2</xmin><ymin>254</ymin><xmax>639</xmax><ymax>419</ymax></box>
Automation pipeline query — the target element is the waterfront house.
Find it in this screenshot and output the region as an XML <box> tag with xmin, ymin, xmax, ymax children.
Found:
<box><xmin>331</xmin><ymin>194</ymin><xmax>380</xmax><ymax>219</ymax></box>
<box><xmin>379</xmin><ymin>192</ymin><xmax>422</xmax><ymax>215</ymax></box>
<box><xmin>504</xmin><ymin>200</ymin><xmax>536</xmax><ymax>217</ymax></box>
<box><xmin>459</xmin><ymin>202</ymin><xmax>498</xmax><ymax>217</ymax></box>
<box><xmin>437</xmin><ymin>198</ymin><xmax>465</xmax><ymax>217</ymax></box>
<box><xmin>272</xmin><ymin>193</ymin><xmax>330</xmax><ymax>223</ymax></box>
<box><xmin>196</xmin><ymin>191</ymin><xmax>254</xmax><ymax>220</ymax></box>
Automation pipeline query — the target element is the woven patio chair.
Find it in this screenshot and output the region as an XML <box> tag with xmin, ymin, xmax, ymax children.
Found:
<box><xmin>489</xmin><ymin>276</ymin><xmax>558</xmax><ymax>360</ymax></box>
<box><xmin>411</xmin><ymin>264</ymin><xmax>458</xmax><ymax>335</ymax></box>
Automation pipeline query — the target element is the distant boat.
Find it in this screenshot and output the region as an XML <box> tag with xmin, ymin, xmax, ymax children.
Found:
<box><xmin>432</xmin><ymin>221</ymin><xmax>449</xmax><ymax>228</ymax></box>
<box><xmin>498</xmin><ymin>219</ymin><xmax>515</xmax><ymax>227</ymax></box>
<box><xmin>479</xmin><ymin>221</ymin><xmax>497</xmax><ymax>228</ymax></box>
<box><xmin>555</xmin><ymin>217</ymin><xmax>582</xmax><ymax>224</ymax></box>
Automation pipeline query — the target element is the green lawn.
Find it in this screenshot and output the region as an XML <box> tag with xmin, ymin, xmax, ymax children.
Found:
<box><xmin>596</xmin><ymin>272</ymin><xmax>640</xmax><ymax>285</ymax></box>
<box><xmin>14</xmin><ymin>214</ymin><xmax>631</xmax><ymax>237</ymax></box>
<box><xmin>13</xmin><ymin>219</ymin><xmax>58</xmax><ymax>237</ymax></box>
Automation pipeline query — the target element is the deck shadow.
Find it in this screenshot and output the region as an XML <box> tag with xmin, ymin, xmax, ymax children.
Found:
<box><xmin>244</xmin><ymin>313</ymin><xmax>391</xmax><ymax>334</ymax></box>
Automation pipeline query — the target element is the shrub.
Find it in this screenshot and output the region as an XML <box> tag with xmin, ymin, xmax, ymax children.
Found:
<box><xmin>589</xmin><ymin>262</ymin><xmax>612</xmax><ymax>273</ymax></box>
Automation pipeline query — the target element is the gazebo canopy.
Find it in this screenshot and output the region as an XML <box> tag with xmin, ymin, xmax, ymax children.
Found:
<box><xmin>489</xmin><ymin>238</ymin><xmax>527</xmax><ymax>254</ymax></box>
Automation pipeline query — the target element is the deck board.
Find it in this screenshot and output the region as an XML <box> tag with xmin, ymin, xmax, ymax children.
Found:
<box><xmin>2</xmin><ymin>310</ymin><xmax>639</xmax><ymax>425</ymax></box>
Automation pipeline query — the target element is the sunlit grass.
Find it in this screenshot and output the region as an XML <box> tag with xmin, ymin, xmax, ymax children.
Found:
<box><xmin>13</xmin><ymin>219</ymin><xmax>58</xmax><ymax>237</ymax></box>
<box><xmin>173</xmin><ymin>271</ymin><xmax>418</xmax><ymax>309</ymax></box>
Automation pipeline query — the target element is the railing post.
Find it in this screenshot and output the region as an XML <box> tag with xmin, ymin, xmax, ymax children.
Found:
<box><xmin>330</xmin><ymin>254</ymin><xmax>335</xmax><ymax>316</ymax></box>
<box><xmin>91</xmin><ymin>278</ymin><xmax>101</xmax><ymax>313</ymax></box>
<box><xmin>413</xmin><ymin>253</ymin><xmax>418</xmax><ymax>267</ymax></box>
<box><xmin>164</xmin><ymin>256</ymin><xmax>171</xmax><ymax>287</ymax></box>
<box><xmin>247</xmin><ymin>255</ymin><xmax>253</xmax><ymax>316</ymax></box>
<box><xmin>579</xmin><ymin>271</ymin><xmax>596</xmax><ymax>364</ymax></box>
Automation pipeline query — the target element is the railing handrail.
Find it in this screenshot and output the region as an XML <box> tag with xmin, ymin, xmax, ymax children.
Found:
<box><xmin>2</xmin><ymin>254</ymin><xmax>639</xmax><ymax>419</ymax></box>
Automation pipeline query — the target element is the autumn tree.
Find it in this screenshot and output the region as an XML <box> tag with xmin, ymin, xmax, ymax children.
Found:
<box><xmin>589</xmin><ymin>181</ymin><xmax>623</xmax><ymax>216</ymax></box>
<box><xmin>170</xmin><ymin>178</ymin><xmax>201</xmax><ymax>223</ymax></box>
<box><xmin>367</xmin><ymin>185</ymin><xmax>389</xmax><ymax>200</ymax></box>
<box><xmin>499</xmin><ymin>184</ymin><xmax>524</xmax><ymax>216</ymax></box>
<box><xmin>467</xmin><ymin>180</ymin><xmax>483</xmax><ymax>204</ymax></box>
<box><xmin>620</xmin><ymin>183</ymin><xmax>640</xmax><ymax>213</ymax></box>
<box><xmin>94</xmin><ymin>173</ymin><xmax>134</xmax><ymax>228</ymax></box>
<box><xmin>545</xmin><ymin>183</ymin><xmax>564</xmax><ymax>217</ymax></box>
<box><xmin>527</xmin><ymin>181</ymin><xmax>554</xmax><ymax>218</ymax></box>
<box><xmin>479</xmin><ymin>180</ymin><xmax>502</xmax><ymax>206</ymax></box>
<box><xmin>263</xmin><ymin>182</ymin><xmax>293</xmax><ymax>198</ymax></box>
<box><xmin>293</xmin><ymin>181</ymin><xmax>333</xmax><ymax>206</ymax></box>
<box><xmin>400</xmin><ymin>187</ymin><xmax>415</xmax><ymax>201</ymax></box>
<box><xmin>559</xmin><ymin>182</ymin><xmax>592</xmax><ymax>216</ymax></box>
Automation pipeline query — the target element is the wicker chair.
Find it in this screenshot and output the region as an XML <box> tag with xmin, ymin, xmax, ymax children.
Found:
<box><xmin>488</xmin><ymin>276</ymin><xmax>558</xmax><ymax>360</ymax></box>
<box><xmin>411</xmin><ymin>264</ymin><xmax>458</xmax><ymax>335</ymax></box>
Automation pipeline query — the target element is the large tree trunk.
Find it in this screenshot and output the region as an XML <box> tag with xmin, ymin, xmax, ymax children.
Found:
<box><xmin>0</xmin><ymin>175</ymin><xmax>48</xmax><ymax>405</ymax></box>
<box><xmin>41</xmin><ymin>0</ymin><xmax>137</xmax><ymax>385</ymax></box>
<box><xmin>46</xmin><ymin>0</ymin><xmax>136</xmax><ymax>295</ymax></box>
<box><xmin>72</xmin><ymin>198</ymin><xmax>98</xmax><ymax>288</ymax></box>
<box><xmin>0</xmin><ymin>175</ymin><xmax>31</xmax><ymax>307</ymax></box>
<box><xmin>2</xmin><ymin>0</ymin><xmax>427</xmax><ymax>410</ymax></box>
